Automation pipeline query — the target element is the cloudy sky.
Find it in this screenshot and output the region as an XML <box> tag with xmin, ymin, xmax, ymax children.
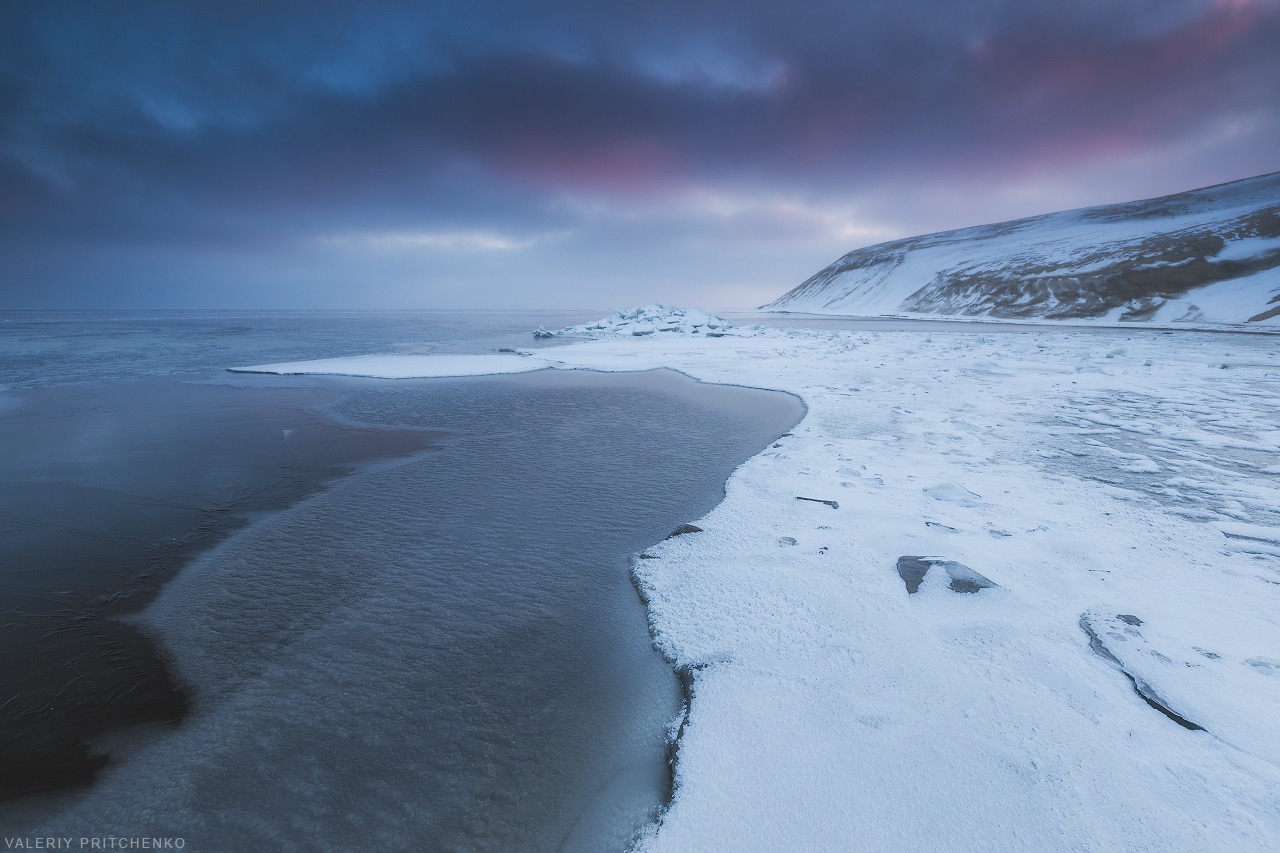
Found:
<box><xmin>2</xmin><ymin>0</ymin><xmax>1277</xmax><ymax>308</ymax></box>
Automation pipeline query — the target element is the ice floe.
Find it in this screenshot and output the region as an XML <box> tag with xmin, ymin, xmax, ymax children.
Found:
<box><xmin>229</xmin><ymin>352</ymin><xmax>550</xmax><ymax>378</ymax></box>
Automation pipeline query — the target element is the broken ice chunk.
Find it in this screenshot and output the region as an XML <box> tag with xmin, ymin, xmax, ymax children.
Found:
<box><xmin>924</xmin><ymin>482</ymin><xmax>984</xmax><ymax>506</ymax></box>
<box><xmin>896</xmin><ymin>556</ymin><xmax>934</xmax><ymax>594</ymax></box>
<box><xmin>1079</xmin><ymin>612</ymin><xmax>1204</xmax><ymax>731</ymax></box>
<box><xmin>941</xmin><ymin>561</ymin><xmax>997</xmax><ymax>593</ymax></box>
<box><xmin>895</xmin><ymin>556</ymin><xmax>996</xmax><ymax>594</ymax></box>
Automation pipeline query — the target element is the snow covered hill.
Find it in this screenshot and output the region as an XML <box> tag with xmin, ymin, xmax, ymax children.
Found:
<box><xmin>766</xmin><ymin>171</ymin><xmax>1280</xmax><ymax>326</ymax></box>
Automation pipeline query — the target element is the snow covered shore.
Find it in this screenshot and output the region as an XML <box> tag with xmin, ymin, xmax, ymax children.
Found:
<box><xmin>567</xmin><ymin>325</ymin><xmax>1280</xmax><ymax>852</ymax></box>
<box><xmin>239</xmin><ymin>313</ymin><xmax>1280</xmax><ymax>850</ymax></box>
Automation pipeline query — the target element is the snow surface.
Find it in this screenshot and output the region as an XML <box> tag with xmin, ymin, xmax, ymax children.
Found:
<box><xmin>230</xmin><ymin>352</ymin><xmax>551</xmax><ymax>378</ymax></box>
<box><xmin>240</xmin><ymin>314</ymin><xmax>1280</xmax><ymax>850</ymax></box>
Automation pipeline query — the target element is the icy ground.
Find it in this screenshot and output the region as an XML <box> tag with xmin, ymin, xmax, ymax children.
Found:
<box><xmin>239</xmin><ymin>316</ymin><xmax>1280</xmax><ymax>851</ymax></box>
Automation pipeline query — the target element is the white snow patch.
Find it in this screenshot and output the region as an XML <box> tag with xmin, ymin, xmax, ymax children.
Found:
<box><xmin>1160</xmin><ymin>266</ymin><xmax>1280</xmax><ymax>326</ymax></box>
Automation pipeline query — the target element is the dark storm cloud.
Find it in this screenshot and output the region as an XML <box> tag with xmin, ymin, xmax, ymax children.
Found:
<box><xmin>1</xmin><ymin>0</ymin><xmax>1277</xmax><ymax>305</ymax></box>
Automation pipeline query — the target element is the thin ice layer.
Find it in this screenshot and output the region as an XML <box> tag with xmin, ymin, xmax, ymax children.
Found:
<box><xmin>230</xmin><ymin>352</ymin><xmax>550</xmax><ymax>377</ymax></box>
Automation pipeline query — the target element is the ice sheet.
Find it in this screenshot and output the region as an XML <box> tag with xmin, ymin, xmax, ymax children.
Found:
<box><xmin>230</xmin><ymin>352</ymin><xmax>550</xmax><ymax>377</ymax></box>
<box><xmin>5</xmin><ymin>369</ymin><xmax>801</xmax><ymax>850</ymax></box>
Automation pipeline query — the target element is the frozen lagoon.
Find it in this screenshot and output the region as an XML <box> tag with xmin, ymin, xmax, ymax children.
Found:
<box><xmin>257</xmin><ymin>315</ymin><xmax>1280</xmax><ymax>851</ymax></box>
<box><xmin>1</xmin><ymin>361</ymin><xmax>801</xmax><ymax>851</ymax></box>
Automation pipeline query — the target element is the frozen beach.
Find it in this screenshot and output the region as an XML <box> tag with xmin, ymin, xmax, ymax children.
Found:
<box><xmin>259</xmin><ymin>310</ymin><xmax>1280</xmax><ymax>851</ymax></box>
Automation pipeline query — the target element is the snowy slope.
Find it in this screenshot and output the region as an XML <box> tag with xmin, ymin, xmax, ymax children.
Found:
<box><xmin>767</xmin><ymin>171</ymin><xmax>1280</xmax><ymax>326</ymax></box>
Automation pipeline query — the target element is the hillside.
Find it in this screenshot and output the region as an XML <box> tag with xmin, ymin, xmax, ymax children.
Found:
<box><xmin>766</xmin><ymin>172</ymin><xmax>1280</xmax><ymax>325</ymax></box>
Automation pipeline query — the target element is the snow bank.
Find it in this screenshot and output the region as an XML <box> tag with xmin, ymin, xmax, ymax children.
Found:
<box><xmin>529</xmin><ymin>322</ymin><xmax>1280</xmax><ymax>852</ymax></box>
<box><xmin>229</xmin><ymin>352</ymin><xmax>550</xmax><ymax>378</ymax></box>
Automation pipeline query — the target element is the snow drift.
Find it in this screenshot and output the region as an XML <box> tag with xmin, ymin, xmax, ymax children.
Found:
<box><xmin>766</xmin><ymin>171</ymin><xmax>1280</xmax><ymax>326</ymax></box>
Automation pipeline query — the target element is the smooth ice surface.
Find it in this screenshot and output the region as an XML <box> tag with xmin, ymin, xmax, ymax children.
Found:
<box><xmin>0</xmin><ymin>375</ymin><xmax>432</xmax><ymax>797</ymax></box>
<box><xmin>497</xmin><ymin>316</ymin><xmax>1280</xmax><ymax>852</ymax></box>
<box><xmin>2</xmin><ymin>367</ymin><xmax>801</xmax><ymax>853</ymax></box>
<box><xmin>232</xmin><ymin>352</ymin><xmax>552</xmax><ymax>377</ymax></box>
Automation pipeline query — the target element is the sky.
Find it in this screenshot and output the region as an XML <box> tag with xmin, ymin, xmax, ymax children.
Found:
<box><xmin>1</xmin><ymin>0</ymin><xmax>1278</xmax><ymax>309</ymax></box>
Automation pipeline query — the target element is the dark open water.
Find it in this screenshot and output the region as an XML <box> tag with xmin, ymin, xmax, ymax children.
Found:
<box><xmin>0</xmin><ymin>311</ymin><xmax>802</xmax><ymax>851</ymax></box>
